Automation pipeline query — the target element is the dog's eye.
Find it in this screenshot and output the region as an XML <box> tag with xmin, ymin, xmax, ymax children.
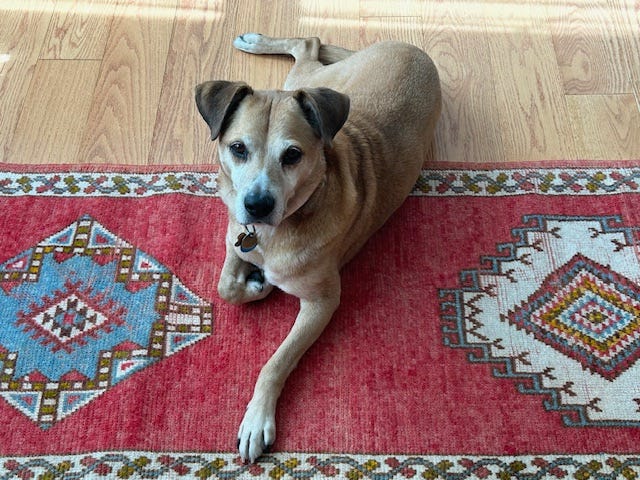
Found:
<box><xmin>229</xmin><ymin>141</ymin><xmax>248</xmax><ymax>159</ymax></box>
<box><xmin>281</xmin><ymin>146</ymin><xmax>302</xmax><ymax>166</ymax></box>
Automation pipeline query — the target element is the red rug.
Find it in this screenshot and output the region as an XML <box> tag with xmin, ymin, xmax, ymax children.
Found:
<box><xmin>1</xmin><ymin>161</ymin><xmax>640</xmax><ymax>478</ymax></box>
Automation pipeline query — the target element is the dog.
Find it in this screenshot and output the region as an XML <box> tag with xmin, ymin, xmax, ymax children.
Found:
<box><xmin>195</xmin><ymin>33</ymin><xmax>441</xmax><ymax>463</ymax></box>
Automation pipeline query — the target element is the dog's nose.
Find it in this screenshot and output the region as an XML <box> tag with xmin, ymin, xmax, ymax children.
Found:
<box><xmin>244</xmin><ymin>191</ymin><xmax>275</xmax><ymax>219</ymax></box>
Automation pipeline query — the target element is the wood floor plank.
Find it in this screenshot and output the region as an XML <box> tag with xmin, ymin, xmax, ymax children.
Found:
<box><xmin>76</xmin><ymin>0</ymin><xmax>176</xmax><ymax>165</ymax></box>
<box><xmin>7</xmin><ymin>60</ymin><xmax>101</xmax><ymax>164</ymax></box>
<box><xmin>0</xmin><ymin>0</ymin><xmax>55</xmax><ymax>162</ymax></box>
<box><xmin>40</xmin><ymin>0</ymin><xmax>117</xmax><ymax>60</ymax></box>
<box><xmin>418</xmin><ymin>3</ymin><xmax>506</xmax><ymax>163</ymax></box>
<box><xmin>567</xmin><ymin>94</ymin><xmax>640</xmax><ymax>159</ymax></box>
<box><xmin>220</xmin><ymin>0</ymin><xmax>300</xmax><ymax>90</ymax></box>
<box><xmin>549</xmin><ymin>0</ymin><xmax>633</xmax><ymax>94</ymax></box>
<box><xmin>485</xmin><ymin>3</ymin><xmax>577</xmax><ymax>161</ymax></box>
<box><xmin>149</xmin><ymin>0</ymin><xmax>224</xmax><ymax>165</ymax></box>
<box><xmin>359</xmin><ymin>16</ymin><xmax>423</xmax><ymax>43</ymax></box>
<box><xmin>611</xmin><ymin>0</ymin><xmax>640</xmax><ymax>90</ymax></box>
<box><xmin>359</xmin><ymin>1</ymin><xmax>423</xmax><ymax>17</ymax></box>
<box><xmin>297</xmin><ymin>0</ymin><xmax>360</xmax><ymax>49</ymax></box>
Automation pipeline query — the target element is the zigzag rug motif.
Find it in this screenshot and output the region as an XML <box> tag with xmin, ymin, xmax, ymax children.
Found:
<box><xmin>1</xmin><ymin>162</ymin><xmax>640</xmax><ymax>479</ymax></box>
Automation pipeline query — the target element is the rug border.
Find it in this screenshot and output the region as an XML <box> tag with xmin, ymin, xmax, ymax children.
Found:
<box><xmin>4</xmin><ymin>161</ymin><xmax>640</xmax><ymax>199</ymax></box>
<box><xmin>2</xmin><ymin>159</ymin><xmax>640</xmax><ymax>173</ymax></box>
<box><xmin>1</xmin><ymin>450</ymin><xmax>639</xmax><ymax>480</ymax></box>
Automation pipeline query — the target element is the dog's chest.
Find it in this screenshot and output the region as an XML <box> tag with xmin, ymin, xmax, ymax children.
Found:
<box><xmin>228</xmin><ymin>224</ymin><xmax>280</xmax><ymax>276</ymax></box>
<box><xmin>227</xmin><ymin>223</ymin><xmax>319</xmax><ymax>297</ymax></box>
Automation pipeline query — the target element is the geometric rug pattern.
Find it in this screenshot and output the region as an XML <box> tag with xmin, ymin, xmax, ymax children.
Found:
<box><xmin>440</xmin><ymin>214</ymin><xmax>640</xmax><ymax>426</ymax></box>
<box><xmin>0</xmin><ymin>214</ymin><xmax>213</xmax><ymax>428</ymax></box>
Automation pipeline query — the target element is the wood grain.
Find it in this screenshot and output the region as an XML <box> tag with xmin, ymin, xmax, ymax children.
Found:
<box><xmin>485</xmin><ymin>3</ymin><xmax>577</xmax><ymax>161</ymax></box>
<box><xmin>419</xmin><ymin>2</ymin><xmax>506</xmax><ymax>163</ymax></box>
<box><xmin>612</xmin><ymin>0</ymin><xmax>640</xmax><ymax>89</ymax></box>
<box><xmin>567</xmin><ymin>94</ymin><xmax>640</xmax><ymax>159</ymax></box>
<box><xmin>0</xmin><ymin>0</ymin><xmax>55</xmax><ymax>162</ymax></box>
<box><xmin>221</xmin><ymin>0</ymin><xmax>299</xmax><ymax>90</ymax></box>
<box><xmin>40</xmin><ymin>0</ymin><xmax>116</xmax><ymax>60</ymax></box>
<box><xmin>1</xmin><ymin>0</ymin><xmax>639</xmax><ymax>166</ymax></box>
<box><xmin>359</xmin><ymin>0</ymin><xmax>423</xmax><ymax>17</ymax></box>
<box><xmin>549</xmin><ymin>0</ymin><xmax>633</xmax><ymax>94</ymax></box>
<box><xmin>149</xmin><ymin>0</ymin><xmax>224</xmax><ymax>165</ymax></box>
<box><xmin>7</xmin><ymin>60</ymin><xmax>101</xmax><ymax>164</ymax></box>
<box><xmin>76</xmin><ymin>0</ymin><xmax>176</xmax><ymax>164</ymax></box>
<box><xmin>297</xmin><ymin>0</ymin><xmax>360</xmax><ymax>48</ymax></box>
<box><xmin>359</xmin><ymin>16</ymin><xmax>423</xmax><ymax>44</ymax></box>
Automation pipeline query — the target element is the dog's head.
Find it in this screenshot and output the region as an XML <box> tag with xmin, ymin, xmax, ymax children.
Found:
<box><xmin>195</xmin><ymin>81</ymin><xmax>350</xmax><ymax>226</ymax></box>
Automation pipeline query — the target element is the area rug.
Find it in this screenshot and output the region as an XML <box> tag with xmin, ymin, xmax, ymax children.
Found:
<box><xmin>1</xmin><ymin>161</ymin><xmax>640</xmax><ymax>479</ymax></box>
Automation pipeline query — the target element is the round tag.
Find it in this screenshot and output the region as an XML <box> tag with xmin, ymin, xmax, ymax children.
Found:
<box><xmin>240</xmin><ymin>233</ymin><xmax>258</xmax><ymax>252</ymax></box>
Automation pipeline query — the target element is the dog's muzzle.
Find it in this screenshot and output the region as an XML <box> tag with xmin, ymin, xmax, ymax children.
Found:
<box><xmin>244</xmin><ymin>190</ymin><xmax>275</xmax><ymax>221</ymax></box>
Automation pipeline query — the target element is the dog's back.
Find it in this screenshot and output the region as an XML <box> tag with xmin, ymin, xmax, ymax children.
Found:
<box><xmin>293</xmin><ymin>41</ymin><xmax>442</xmax><ymax>262</ymax></box>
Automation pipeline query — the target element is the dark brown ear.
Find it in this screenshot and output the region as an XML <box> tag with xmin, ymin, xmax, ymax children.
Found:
<box><xmin>294</xmin><ymin>88</ymin><xmax>350</xmax><ymax>147</ymax></box>
<box><xmin>195</xmin><ymin>81</ymin><xmax>253</xmax><ymax>140</ymax></box>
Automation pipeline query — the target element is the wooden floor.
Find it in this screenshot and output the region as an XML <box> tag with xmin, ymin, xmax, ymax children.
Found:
<box><xmin>0</xmin><ymin>0</ymin><xmax>639</xmax><ymax>166</ymax></box>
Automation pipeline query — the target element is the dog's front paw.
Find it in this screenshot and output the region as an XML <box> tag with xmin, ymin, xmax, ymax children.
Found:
<box><xmin>218</xmin><ymin>266</ymin><xmax>273</xmax><ymax>305</ymax></box>
<box><xmin>245</xmin><ymin>269</ymin><xmax>266</xmax><ymax>293</ymax></box>
<box><xmin>233</xmin><ymin>33</ymin><xmax>266</xmax><ymax>53</ymax></box>
<box><xmin>238</xmin><ymin>400</ymin><xmax>276</xmax><ymax>463</ymax></box>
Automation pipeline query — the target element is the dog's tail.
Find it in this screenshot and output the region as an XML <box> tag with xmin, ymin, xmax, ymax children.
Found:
<box><xmin>319</xmin><ymin>44</ymin><xmax>355</xmax><ymax>65</ymax></box>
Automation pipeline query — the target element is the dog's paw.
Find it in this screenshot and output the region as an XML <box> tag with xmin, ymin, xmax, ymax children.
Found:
<box><xmin>246</xmin><ymin>269</ymin><xmax>265</xmax><ymax>293</ymax></box>
<box><xmin>218</xmin><ymin>266</ymin><xmax>273</xmax><ymax>305</ymax></box>
<box><xmin>233</xmin><ymin>33</ymin><xmax>267</xmax><ymax>53</ymax></box>
<box><xmin>238</xmin><ymin>400</ymin><xmax>276</xmax><ymax>463</ymax></box>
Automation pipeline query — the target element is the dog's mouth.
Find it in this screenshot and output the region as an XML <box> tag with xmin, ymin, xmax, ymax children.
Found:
<box><xmin>241</xmin><ymin>216</ymin><xmax>278</xmax><ymax>227</ymax></box>
<box><xmin>237</xmin><ymin>214</ymin><xmax>281</xmax><ymax>231</ymax></box>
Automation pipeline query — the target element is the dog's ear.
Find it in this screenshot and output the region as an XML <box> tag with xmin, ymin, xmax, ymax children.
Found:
<box><xmin>195</xmin><ymin>81</ymin><xmax>253</xmax><ymax>140</ymax></box>
<box><xmin>294</xmin><ymin>88</ymin><xmax>350</xmax><ymax>147</ymax></box>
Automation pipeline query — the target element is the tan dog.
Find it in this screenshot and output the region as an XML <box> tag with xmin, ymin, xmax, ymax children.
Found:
<box><xmin>195</xmin><ymin>33</ymin><xmax>441</xmax><ymax>463</ymax></box>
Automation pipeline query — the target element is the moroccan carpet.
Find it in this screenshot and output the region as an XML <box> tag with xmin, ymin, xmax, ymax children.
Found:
<box><xmin>1</xmin><ymin>161</ymin><xmax>640</xmax><ymax>479</ymax></box>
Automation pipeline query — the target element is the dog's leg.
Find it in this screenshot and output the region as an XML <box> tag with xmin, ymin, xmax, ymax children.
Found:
<box><xmin>218</xmin><ymin>239</ymin><xmax>274</xmax><ymax>305</ymax></box>
<box><xmin>234</xmin><ymin>33</ymin><xmax>354</xmax><ymax>63</ymax></box>
<box><xmin>233</xmin><ymin>33</ymin><xmax>321</xmax><ymax>61</ymax></box>
<box><xmin>317</xmin><ymin>44</ymin><xmax>354</xmax><ymax>65</ymax></box>
<box><xmin>233</xmin><ymin>33</ymin><xmax>354</xmax><ymax>87</ymax></box>
<box><xmin>237</xmin><ymin>276</ymin><xmax>341</xmax><ymax>463</ymax></box>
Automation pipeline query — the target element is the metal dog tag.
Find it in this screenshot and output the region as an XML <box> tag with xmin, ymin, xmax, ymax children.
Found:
<box><xmin>240</xmin><ymin>232</ymin><xmax>258</xmax><ymax>252</ymax></box>
<box><xmin>235</xmin><ymin>226</ymin><xmax>258</xmax><ymax>253</ymax></box>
